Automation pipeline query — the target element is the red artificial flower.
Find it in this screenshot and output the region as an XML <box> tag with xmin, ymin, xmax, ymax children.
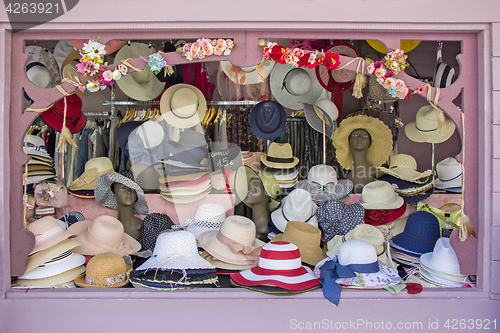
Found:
<box><xmin>323</xmin><ymin>52</ymin><xmax>340</xmax><ymax>70</ymax></box>
<box><xmin>305</xmin><ymin>61</ymin><xmax>317</xmax><ymax>69</ymax></box>
<box><xmin>270</xmin><ymin>45</ymin><xmax>286</xmax><ymax>61</ymax></box>
<box><xmin>374</xmin><ymin>60</ymin><xmax>382</xmax><ymax>69</ymax></box>
<box><xmin>297</xmin><ymin>54</ymin><xmax>310</xmax><ymax>67</ymax></box>
<box><xmin>364</xmin><ymin>209</ymin><xmax>389</xmax><ymax>226</ymax></box>
<box><xmin>387</xmin><ymin>70</ymin><xmax>395</xmax><ymax>77</ymax></box>
<box><xmin>263</xmin><ymin>46</ymin><xmax>272</xmax><ymax>58</ymax></box>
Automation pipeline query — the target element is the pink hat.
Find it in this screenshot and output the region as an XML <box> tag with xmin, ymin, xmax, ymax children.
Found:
<box><xmin>27</xmin><ymin>216</ymin><xmax>77</xmax><ymax>255</ymax></box>
<box><xmin>66</xmin><ymin>215</ymin><xmax>141</xmax><ymax>257</ymax></box>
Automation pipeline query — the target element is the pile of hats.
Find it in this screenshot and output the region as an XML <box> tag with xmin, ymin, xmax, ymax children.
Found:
<box><xmin>68</xmin><ymin>157</ymin><xmax>116</xmax><ymax>199</ymax></box>
<box><xmin>131</xmin><ymin>231</ymin><xmax>219</xmax><ymax>290</ymax></box>
<box><xmin>296</xmin><ymin>164</ymin><xmax>353</xmax><ymax>204</ymax></box>
<box><xmin>418</xmin><ymin>237</ymin><xmax>473</xmax><ymax>287</ymax></box>
<box><xmin>14</xmin><ymin>216</ymin><xmax>86</xmax><ymax>288</ymax></box>
<box><xmin>376</xmin><ymin>154</ymin><xmax>434</xmax><ymax>203</ymax></box>
<box><xmin>23</xmin><ymin>135</ymin><xmax>57</xmax><ymax>188</ymax></box>
<box><xmin>434</xmin><ymin>157</ymin><xmax>462</xmax><ymax>193</ymax></box>
<box><xmin>260</xmin><ymin>142</ymin><xmax>299</xmax><ymax>194</ymax></box>
<box><xmin>157</xmin><ymin>129</ymin><xmax>212</xmax><ymax>204</ymax></box>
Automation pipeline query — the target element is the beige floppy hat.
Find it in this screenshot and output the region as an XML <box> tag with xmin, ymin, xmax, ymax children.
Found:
<box><xmin>160</xmin><ymin>84</ymin><xmax>207</xmax><ymax>128</ymax></box>
<box><xmin>68</xmin><ymin>157</ymin><xmax>116</xmax><ymax>191</ymax></box>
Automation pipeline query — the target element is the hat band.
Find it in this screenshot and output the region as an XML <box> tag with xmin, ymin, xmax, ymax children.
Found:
<box><xmin>53</xmin><ymin>104</ymin><xmax>82</xmax><ymax>127</ymax></box>
<box><xmin>171</xmin><ymin>101</ymin><xmax>199</xmax><ymax>120</ymax></box>
<box><xmin>34</xmin><ymin>226</ymin><xmax>63</xmax><ymax>243</ymax></box>
<box><xmin>437</xmin><ymin>172</ymin><xmax>462</xmax><ymax>182</ymax></box>
<box><xmin>402</xmin><ymin>232</ymin><xmax>438</xmax><ymax>242</ymax></box>
<box><xmin>266</xmin><ymin>156</ymin><xmax>294</xmax><ymax>164</ymax></box>
<box><xmin>85</xmin><ymin>272</ymin><xmax>127</xmax><ymax>287</ymax></box>
<box><xmin>282</xmin><ymin>207</ymin><xmax>315</xmax><ymax>223</ymax></box>
<box><xmin>184</xmin><ymin>218</ymin><xmax>223</xmax><ymax>229</ymax></box>
<box><xmin>415</xmin><ymin>125</ymin><xmax>438</xmax><ymax>132</ymax></box>
<box><xmin>216</xmin><ymin>232</ymin><xmax>261</xmax><ymax>264</ymax></box>
<box><xmin>26</xmin><ymin>142</ymin><xmax>49</xmax><ymax>154</ymax></box>
<box><xmin>26</xmin><ymin>62</ymin><xmax>46</xmax><ymax>72</ymax></box>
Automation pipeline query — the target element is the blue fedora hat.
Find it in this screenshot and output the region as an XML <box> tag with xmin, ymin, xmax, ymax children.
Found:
<box><xmin>390</xmin><ymin>211</ymin><xmax>440</xmax><ymax>255</ymax></box>
<box><xmin>117</xmin><ymin>121</ymin><xmax>145</xmax><ymax>157</ymax></box>
<box><xmin>250</xmin><ymin>100</ymin><xmax>287</xmax><ymax>141</ymax></box>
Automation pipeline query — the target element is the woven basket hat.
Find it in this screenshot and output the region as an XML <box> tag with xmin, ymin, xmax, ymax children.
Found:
<box><xmin>94</xmin><ymin>171</ymin><xmax>148</xmax><ymax>215</ymax></box>
<box><xmin>260</xmin><ymin>142</ymin><xmax>299</xmax><ymax>169</ymax></box>
<box><xmin>377</xmin><ymin>154</ymin><xmax>432</xmax><ymax>184</ymax></box>
<box><xmin>184</xmin><ymin>203</ymin><xmax>227</xmax><ymax>240</ymax></box>
<box><xmin>74</xmin><ymin>253</ymin><xmax>132</xmax><ymax>288</ymax></box>
<box><xmin>332</xmin><ymin>115</ymin><xmax>393</xmax><ymax>170</ymax></box>
<box><xmin>369</xmin><ymin>76</ymin><xmax>398</xmax><ymax>103</ymax></box>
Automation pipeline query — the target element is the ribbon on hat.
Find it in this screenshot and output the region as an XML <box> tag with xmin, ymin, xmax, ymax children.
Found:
<box><xmin>55</xmin><ymin>96</ymin><xmax>78</xmax><ymax>153</ymax></box>
<box><xmin>26</xmin><ymin>142</ymin><xmax>49</xmax><ymax>154</ymax></box>
<box><xmin>318</xmin><ymin>259</ymin><xmax>379</xmax><ymax>306</ymax></box>
<box><xmin>216</xmin><ymin>232</ymin><xmax>262</xmax><ymax>265</ymax></box>
<box><xmin>69</xmin><ymin>168</ymin><xmax>99</xmax><ymax>188</ymax></box>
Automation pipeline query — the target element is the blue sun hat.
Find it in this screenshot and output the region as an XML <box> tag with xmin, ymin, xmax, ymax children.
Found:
<box><xmin>390</xmin><ymin>211</ymin><xmax>440</xmax><ymax>256</ymax></box>
<box><xmin>250</xmin><ymin>100</ymin><xmax>287</xmax><ymax>141</ymax></box>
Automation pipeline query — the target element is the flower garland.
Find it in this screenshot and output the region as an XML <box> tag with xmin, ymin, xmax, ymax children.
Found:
<box><xmin>177</xmin><ymin>38</ymin><xmax>235</xmax><ymax>60</ymax></box>
<box><xmin>366</xmin><ymin>49</ymin><xmax>424</xmax><ymax>100</ymax></box>
<box><xmin>74</xmin><ymin>38</ymin><xmax>126</xmax><ymax>93</ymax></box>
<box><xmin>261</xmin><ymin>41</ymin><xmax>341</xmax><ymax>70</ymax></box>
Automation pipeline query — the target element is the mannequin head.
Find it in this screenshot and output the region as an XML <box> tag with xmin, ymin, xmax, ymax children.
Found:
<box><xmin>244</xmin><ymin>176</ymin><xmax>271</xmax><ymax>206</ymax></box>
<box><xmin>349</xmin><ymin>128</ymin><xmax>371</xmax><ymax>152</ymax></box>
<box><xmin>112</xmin><ymin>182</ymin><xmax>138</xmax><ymax>208</ymax></box>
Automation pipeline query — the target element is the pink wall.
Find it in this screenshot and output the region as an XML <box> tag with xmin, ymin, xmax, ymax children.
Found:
<box><xmin>0</xmin><ymin>1</ymin><xmax>499</xmax><ymax>331</ymax></box>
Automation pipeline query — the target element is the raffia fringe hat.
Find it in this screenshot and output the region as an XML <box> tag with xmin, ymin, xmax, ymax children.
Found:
<box><xmin>74</xmin><ymin>252</ymin><xmax>132</xmax><ymax>288</ymax></box>
<box><xmin>332</xmin><ymin>115</ymin><xmax>393</xmax><ymax>170</ymax></box>
<box><xmin>377</xmin><ymin>153</ymin><xmax>432</xmax><ymax>184</ymax></box>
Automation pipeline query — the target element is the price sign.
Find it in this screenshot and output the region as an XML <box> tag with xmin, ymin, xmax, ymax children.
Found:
<box><xmin>209</xmin><ymin>143</ymin><xmax>243</xmax><ymax>193</ymax></box>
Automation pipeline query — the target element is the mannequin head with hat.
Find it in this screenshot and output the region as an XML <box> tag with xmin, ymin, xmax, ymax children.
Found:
<box><xmin>244</xmin><ymin>176</ymin><xmax>272</xmax><ymax>241</ymax></box>
<box><xmin>348</xmin><ymin>128</ymin><xmax>376</xmax><ymax>193</ymax></box>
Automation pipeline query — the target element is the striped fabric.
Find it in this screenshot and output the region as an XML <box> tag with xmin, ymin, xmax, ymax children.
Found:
<box><xmin>433</xmin><ymin>42</ymin><xmax>455</xmax><ymax>88</ymax></box>
<box><xmin>230</xmin><ymin>241</ymin><xmax>320</xmax><ymax>291</ymax></box>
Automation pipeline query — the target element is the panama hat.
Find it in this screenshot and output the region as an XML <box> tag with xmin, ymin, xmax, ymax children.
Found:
<box><xmin>361</xmin><ymin>181</ymin><xmax>405</xmax><ymax>210</ymax></box>
<box><xmin>434</xmin><ymin>157</ymin><xmax>463</xmax><ymax>190</ymax></box>
<box><xmin>18</xmin><ymin>250</ymin><xmax>85</xmax><ymax>280</ymax></box>
<box><xmin>27</xmin><ymin>216</ymin><xmax>77</xmax><ymax>255</ymax></box>
<box><xmin>114</xmin><ymin>42</ymin><xmax>166</xmax><ymax>101</ymax></box>
<box><xmin>68</xmin><ymin>157</ymin><xmax>115</xmax><ymax>192</ymax></box>
<box><xmin>25</xmin><ymin>45</ymin><xmax>61</xmax><ymax>89</ymax></box>
<box><xmin>94</xmin><ymin>171</ymin><xmax>148</xmax><ymax>215</ymax></box>
<box><xmin>303</xmin><ymin>103</ymin><xmax>334</xmax><ymax>137</ymax></box>
<box><xmin>220</xmin><ymin>58</ymin><xmax>275</xmax><ymax>85</ymax></box>
<box><xmin>67</xmin><ymin>215</ymin><xmax>141</xmax><ymax>257</ymax></box>
<box><xmin>198</xmin><ymin>215</ymin><xmax>265</xmax><ymax>266</ymax></box>
<box><xmin>404</xmin><ymin>105</ymin><xmax>456</xmax><ymax>143</ymax></box>
<box><xmin>230</xmin><ymin>241</ymin><xmax>321</xmax><ymax>293</ymax></box>
<box><xmin>296</xmin><ymin>164</ymin><xmax>353</xmax><ymax>202</ymax></box>
<box><xmin>260</xmin><ymin>142</ymin><xmax>299</xmax><ymax>169</ymax></box>
<box><xmin>13</xmin><ymin>265</ymin><xmax>85</xmax><ymax>288</ymax></box>
<box><xmin>41</xmin><ymin>93</ymin><xmax>86</xmax><ymax>133</ymax></box>
<box><xmin>23</xmin><ymin>238</ymin><xmax>81</xmax><ymax>275</ymax></box>
<box><xmin>316</xmin><ymin>199</ymin><xmax>365</xmax><ymax>243</ymax></box>
<box><xmin>377</xmin><ymin>154</ymin><xmax>432</xmax><ymax>184</ymax></box>
<box><xmin>270</xmin><ymin>63</ymin><xmax>323</xmax><ymax>110</ymax></box>
<box><xmin>161</xmin><ymin>84</ymin><xmax>207</xmax><ymax>128</ymax></box>
<box><xmin>390</xmin><ymin>211</ymin><xmax>440</xmax><ymax>256</ymax></box>
<box><xmin>270</xmin><ymin>189</ymin><xmax>318</xmax><ymax>233</ymax></box>
<box><xmin>332</xmin><ymin>115</ymin><xmax>393</xmax><ymax>170</ymax></box>
<box><xmin>249</xmin><ymin>100</ymin><xmax>287</xmax><ymax>141</ymax></box>
<box><xmin>183</xmin><ymin>203</ymin><xmax>227</xmax><ymax>240</ymax></box>
<box><xmin>272</xmin><ymin>222</ymin><xmax>326</xmax><ymax>266</ymax></box>
<box><xmin>234</xmin><ymin>165</ymin><xmax>281</xmax><ymax>212</ymax></box>
<box><xmin>24</xmin><ymin>135</ymin><xmax>52</xmax><ymax>160</ymax></box>
<box><xmin>74</xmin><ymin>252</ymin><xmax>132</xmax><ymax>288</ymax></box>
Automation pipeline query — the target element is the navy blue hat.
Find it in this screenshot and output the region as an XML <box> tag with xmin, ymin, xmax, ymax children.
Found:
<box><xmin>390</xmin><ymin>211</ymin><xmax>440</xmax><ymax>255</ymax></box>
<box><xmin>376</xmin><ymin>174</ymin><xmax>434</xmax><ymax>203</ymax></box>
<box><xmin>250</xmin><ymin>100</ymin><xmax>287</xmax><ymax>141</ymax></box>
<box><xmin>117</xmin><ymin>121</ymin><xmax>145</xmax><ymax>157</ymax></box>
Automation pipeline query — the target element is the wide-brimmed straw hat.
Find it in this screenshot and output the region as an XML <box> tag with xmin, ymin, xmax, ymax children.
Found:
<box><xmin>434</xmin><ymin>157</ymin><xmax>463</xmax><ymax>190</ymax></box>
<box><xmin>390</xmin><ymin>211</ymin><xmax>440</xmax><ymax>256</ymax></box>
<box><xmin>377</xmin><ymin>154</ymin><xmax>432</xmax><ymax>184</ymax></box>
<box><xmin>74</xmin><ymin>252</ymin><xmax>132</xmax><ymax>288</ymax></box>
<box><xmin>272</xmin><ymin>222</ymin><xmax>326</xmax><ymax>266</ymax></box>
<box><xmin>183</xmin><ymin>203</ymin><xmax>227</xmax><ymax>240</ymax></box>
<box><xmin>230</xmin><ymin>241</ymin><xmax>321</xmax><ymax>293</ymax></box>
<box><xmin>69</xmin><ymin>157</ymin><xmax>115</xmax><ymax>192</ymax></box>
<box><xmin>59</xmin><ymin>49</ymin><xmax>91</xmax><ymax>98</ymax></box>
<box><xmin>114</xmin><ymin>42</ymin><xmax>166</xmax><ymax>101</ymax></box>
<box><xmin>270</xmin><ymin>63</ymin><xmax>323</xmax><ymax>110</ymax></box>
<box><xmin>220</xmin><ymin>59</ymin><xmax>275</xmax><ymax>85</ymax></box>
<box><xmin>94</xmin><ymin>171</ymin><xmax>148</xmax><ymax>215</ymax></box>
<box><xmin>405</xmin><ymin>105</ymin><xmax>456</xmax><ymax>143</ymax></box>
<box><xmin>27</xmin><ymin>216</ymin><xmax>77</xmax><ymax>255</ymax></box>
<box><xmin>18</xmin><ymin>250</ymin><xmax>86</xmax><ymax>280</ymax></box>
<box><xmin>41</xmin><ymin>94</ymin><xmax>86</xmax><ymax>133</ymax></box>
<box><xmin>23</xmin><ymin>238</ymin><xmax>81</xmax><ymax>275</ymax></box>
<box><xmin>249</xmin><ymin>100</ymin><xmax>287</xmax><ymax>141</ymax></box>
<box><xmin>295</xmin><ymin>164</ymin><xmax>353</xmax><ymax>202</ymax></box>
<box><xmin>198</xmin><ymin>215</ymin><xmax>265</xmax><ymax>266</ymax></box>
<box><xmin>332</xmin><ymin>115</ymin><xmax>393</xmax><ymax>170</ymax></box>
<box><xmin>270</xmin><ymin>189</ymin><xmax>318</xmax><ymax>233</ymax></box>
<box><xmin>234</xmin><ymin>165</ymin><xmax>281</xmax><ymax>212</ymax></box>
<box><xmin>361</xmin><ymin>181</ymin><xmax>405</xmax><ymax>210</ymax></box>
<box><xmin>260</xmin><ymin>142</ymin><xmax>299</xmax><ymax>169</ymax></box>
<box><xmin>14</xmin><ymin>265</ymin><xmax>85</xmax><ymax>288</ymax></box>
<box><xmin>161</xmin><ymin>84</ymin><xmax>207</xmax><ymax>128</ymax></box>
<box><xmin>67</xmin><ymin>215</ymin><xmax>141</xmax><ymax>257</ymax></box>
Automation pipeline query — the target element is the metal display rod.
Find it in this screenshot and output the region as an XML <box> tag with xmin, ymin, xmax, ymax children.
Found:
<box><xmin>102</xmin><ymin>100</ymin><xmax>260</xmax><ymax>106</ymax></box>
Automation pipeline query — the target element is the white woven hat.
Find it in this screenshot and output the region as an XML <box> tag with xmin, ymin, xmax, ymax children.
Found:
<box><xmin>434</xmin><ymin>157</ymin><xmax>463</xmax><ymax>190</ymax></box>
<box><xmin>270</xmin><ymin>189</ymin><xmax>318</xmax><ymax>232</ymax></box>
<box><xmin>136</xmin><ymin>231</ymin><xmax>215</xmax><ymax>271</ymax></box>
<box><xmin>420</xmin><ymin>237</ymin><xmax>463</xmax><ymax>276</ymax></box>
<box><xmin>17</xmin><ymin>250</ymin><xmax>85</xmax><ymax>280</ymax></box>
<box><xmin>184</xmin><ymin>203</ymin><xmax>227</xmax><ymax>240</ymax></box>
<box><xmin>361</xmin><ymin>181</ymin><xmax>404</xmax><ymax>210</ymax></box>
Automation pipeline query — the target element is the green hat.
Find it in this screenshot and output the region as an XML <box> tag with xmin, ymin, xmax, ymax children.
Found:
<box><xmin>234</xmin><ymin>165</ymin><xmax>281</xmax><ymax>212</ymax></box>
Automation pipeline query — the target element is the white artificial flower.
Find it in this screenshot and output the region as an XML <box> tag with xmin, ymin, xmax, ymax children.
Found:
<box><xmin>82</xmin><ymin>40</ymin><xmax>106</xmax><ymax>57</ymax></box>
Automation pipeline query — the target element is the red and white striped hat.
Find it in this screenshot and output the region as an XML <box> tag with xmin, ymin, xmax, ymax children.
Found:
<box><xmin>230</xmin><ymin>241</ymin><xmax>320</xmax><ymax>291</ymax></box>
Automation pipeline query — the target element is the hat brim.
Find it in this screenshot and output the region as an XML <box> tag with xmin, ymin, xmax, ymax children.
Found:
<box><xmin>270</xmin><ymin>64</ymin><xmax>323</xmax><ymax>110</ymax></box>
<box><xmin>418</xmin><ymin>267</ymin><xmax>466</xmax><ymax>287</ymax></box>
<box><xmin>419</xmin><ymin>252</ymin><xmax>463</xmax><ymax>277</ymax></box>
<box><xmin>135</xmin><ymin>253</ymin><xmax>215</xmax><ymax>271</ymax></box>
<box><xmin>14</xmin><ymin>265</ymin><xmax>85</xmax><ymax>287</ymax></box>
<box><xmin>94</xmin><ymin>173</ymin><xmax>148</xmax><ymax>215</ymax></box>
<box><xmin>160</xmin><ymin>84</ymin><xmax>207</xmax><ymax>128</ymax></box>
<box><xmin>404</xmin><ymin>119</ymin><xmax>456</xmax><ymax>143</ymax></box>
<box><xmin>270</xmin><ymin>206</ymin><xmax>318</xmax><ymax>233</ymax></box>
<box><xmin>220</xmin><ymin>59</ymin><xmax>275</xmax><ymax>85</ymax></box>
<box><xmin>114</xmin><ymin>43</ymin><xmax>166</xmax><ymax>101</ymax></box>
<box><xmin>29</xmin><ymin>228</ymin><xmax>77</xmax><ymax>255</ymax></box>
<box><xmin>377</xmin><ymin>166</ymin><xmax>432</xmax><ymax>184</ymax></box>
<box><xmin>18</xmin><ymin>252</ymin><xmax>86</xmax><ymax>280</ymax></box>
<box><xmin>303</xmin><ymin>103</ymin><xmax>334</xmax><ymax>137</ymax></box>
<box><xmin>198</xmin><ymin>230</ymin><xmax>265</xmax><ymax>266</ymax></box>
<box><xmin>272</xmin><ymin>233</ymin><xmax>326</xmax><ymax>266</ymax></box>
<box><xmin>434</xmin><ymin>176</ymin><xmax>462</xmax><ymax>189</ymax></box>
<box><xmin>230</xmin><ymin>279</ymin><xmax>321</xmax><ymax>295</ymax></box>
<box><xmin>160</xmin><ymin>190</ymin><xmax>210</xmax><ymax>204</ymax></box>
<box><xmin>74</xmin><ymin>267</ymin><xmax>132</xmax><ymax>288</ymax></box>
<box><xmin>200</xmin><ymin>251</ymin><xmax>255</xmax><ymax>271</ymax></box>
<box><xmin>234</xmin><ymin>165</ymin><xmax>281</xmax><ymax>211</ymax></box>
<box><xmin>24</xmin><ymin>238</ymin><xmax>81</xmax><ymax>274</ymax></box>
<box><xmin>332</xmin><ymin>115</ymin><xmax>393</xmax><ymax>170</ymax></box>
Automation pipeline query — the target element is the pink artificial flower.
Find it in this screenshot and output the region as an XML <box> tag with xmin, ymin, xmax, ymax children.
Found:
<box><xmin>102</xmin><ymin>70</ymin><xmax>113</xmax><ymax>81</ymax></box>
<box><xmin>263</xmin><ymin>46</ymin><xmax>272</xmax><ymax>58</ymax></box>
<box><xmin>217</xmin><ymin>39</ymin><xmax>226</xmax><ymax>48</ymax></box>
<box><xmin>396</xmin><ymin>85</ymin><xmax>409</xmax><ymax>99</ymax></box>
<box><xmin>383</xmin><ymin>77</ymin><xmax>396</xmax><ymax>89</ymax></box>
<box><xmin>375</xmin><ymin>67</ymin><xmax>387</xmax><ymax>78</ymax></box>
<box><xmin>416</xmin><ymin>86</ymin><xmax>426</xmax><ymax>95</ymax></box>
<box><xmin>202</xmin><ymin>42</ymin><xmax>214</xmax><ymax>57</ymax></box>
<box><xmin>395</xmin><ymin>79</ymin><xmax>405</xmax><ymax>89</ymax></box>
<box><xmin>377</xmin><ymin>77</ymin><xmax>385</xmax><ymax>85</ymax></box>
<box><xmin>367</xmin><ymin>63</ymin><xmax>375</xmax><ymax>74</ymax></box>
<box><xmin>282</xmin><ymin>51</ymin><xmax>294</xmax><ymax>65</ymax></box>
<box><xmin>183</xmin><ymin>43</ymin><xmax>191</xmax><ymax>54</ymax></box>
<box><xmin>214</xmin><ymin>43</ymin><xmax>225</xmax><ymax>56</ymax></box>
<box><xmin>190</xmin><ymin>42</ymin><xmax>204</xmax><ymax>59</ymax></box>
<box><xmin>386</xmin><ymin>71</ymin><xmax>395</xmax><ymax>77</ymax></box>
<box><xmin>374</xmin><ymin>60</ymin><xmax>382</xmax><ymax>69</ymax></box>
<box><xmin>226</xmin><ymin>39</ymin><xmax>234</xmax><ymax>48</ymax></box>
<box><xmin>292</xmin><ymin>48</ymin><xmax>304</xmax><ymax>59</ymax></box>
<box><xmin>211</xmin><ymin>39</ymin><xmax>217</xmax><ymax>46</ymax></box>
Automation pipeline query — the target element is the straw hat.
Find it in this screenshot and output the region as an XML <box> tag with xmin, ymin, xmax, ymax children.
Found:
<box><xmin>230</xmin><ymin>241</ymin><xmax>321</xmax><ymax>292</ymax></box>
<box><xmin>41</xmin><ymin>94</ymin><xmax>86</xmax><ymax>133</ymax></box>
<box><xmin>114</xmin><ymin>42</ymin><xmax>166</xmax><ymax>101</ymax></box>
<box><xmin>369</xmin><ymin>76</ymin><xmax>398</xmax><ymax>103</ymax></box>
<box><xmin>377</xmin><ymin>154</ymin><xmax>432</xmax><ymax>184</ymax></box>
<box><xmin>59</xmin><ymin>49</ymin><xmax>91</xmax><ymax>98</ymax></box>
<box><xmin>23</xmin><ymin>238</ymin><xmax>81</xmax><ymax>275</ymax></box>
<box><xmin>361</xmin><ymin>181</ymin><xmax>405</xmax><ymax>210</ymax></box>
<box><xmin>272</xmin><ymin>222</ymin><xmax>326</xmax><ymax>266</ymax></box>
<box><xmin>200</xmin><ymin>251</ymin><xmax>255</xmax><ymax>271</ymax></box>
<box><xmin>184</xmin><ymin>203</ymin><xmax>227</xmax><ymax>240</ymax></box>
<box><xmin>270</xmin><ymin>189</ymin><xmax>318</xmax><ymax>233</ymax></box>
<box><xmin>390</xmin><ymin>211</ymin><xmax>440</xmax><ymax>256</ymax></box>
<box><xmin>67</xmin><ymin>215</ymin><xmax>141</xmax><ymax>257</ymax></box>
<box><xmin>14</xmin><ymin>265</ymin><xmax>85</xmax><ymax>288</ymax></box>
<box><xmin>27</xmin><ymin>216</ymin><xmax>77</xmax><ymax>255</ymax></box>
<box><xmin>94</xmin><ymin>171</ymin><xmax>148</xmax><ymax>215</ymax></box>
<box><xmin>160</xmin><ymin>84</ymin><xmax>207</xmax><ymax>128</ymax></box>
<box><xmin>249</xmin><ymin>100</ymin><xmax>287</xmax><ymax>141</ymax></box>
<box><xmin>68</xmin><ymin>157</ymin><xmax>115</xmax><ymax>192</ymax></box>
<box><xmin>404</xmin><ymin>105</ymin><xmax>456</xmax><ymax>143</ymax></box>
<box><xmin>434</xmin><ymin>157</ymin><xmax>463</xmax><ymax>190</ymax></box>
<box><xmin>366</xmin><ymin>40</ymin><xmax>421</xmax><ymax>54</ymax></box>
<box><xmin>332</xmin><ymin>115</ymin><xmax>393</xmax><ymax>170</ymax></box>
<box><xmin>220</xmin><ymin>59</ymin><xmax>275</xmax><ymax>85</ymax></box>
<box><xmin>234</xmin><ymin>165</ymin><xmax>281</xmax><ymax>212</ymax></box>
<box><xmin>198</xmin><ymin>215</ymin><xmax>265</xmax><ymax>266</ymax></box>
<box><xmin>18</xmin><ymin>250</ymin><xmax>86</xmax><ymax>280</ymax></box>
<box><xmin>260</xmin><ymin>142</ymin><xmax>299</xmax><ymax>169</ymax></box>
<box><xmin>74</xmin><ymin>253</ymin><xmax>132</xmax><ymax>288</ymax></box>
<box><xmin>316</xmin><ymin>199</ymin><xmax>365</xmax><ymax>243</ymax></box>
<box><xmin>303</xmin><ymin>103</ymin><xmax>334</xmax><ymax>137</ymax></box>
<box><xmin>270</xmin><ymin>63</ymin><xmax>323</xmax><ymax>110</ymax></box>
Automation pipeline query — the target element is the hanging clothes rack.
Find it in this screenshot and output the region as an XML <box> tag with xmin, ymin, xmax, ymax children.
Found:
<box><xmin>103</xmin><ymin>100</ymin><xmax>260</xmax><ymax>106</ymax></box>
